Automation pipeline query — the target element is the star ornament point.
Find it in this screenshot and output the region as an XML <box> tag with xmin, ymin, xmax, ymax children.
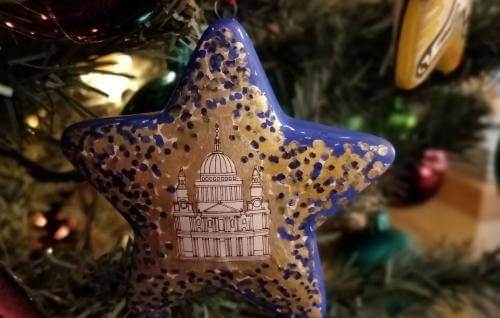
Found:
<box><xmin>62</xmin><ymin>18</ymin><xmax>395</xmax><ymax>317</ymax></box>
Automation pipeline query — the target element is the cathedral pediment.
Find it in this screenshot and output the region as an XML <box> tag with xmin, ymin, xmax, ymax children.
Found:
<box><xmin>202</xmin><ymin>202</ymin><xmax>240</xmax><ymax>213</ymax></box>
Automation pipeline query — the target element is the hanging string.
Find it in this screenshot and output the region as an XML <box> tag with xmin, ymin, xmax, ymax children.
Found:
<box><xmin>222</xmin><ymin>0</ymin><xmax>237</xmax><ymax>4</ymax></box>
<box><xmin>214</xmin><ymin>0</ymin><xmax>238</xmax><ymax>18</ymax></box>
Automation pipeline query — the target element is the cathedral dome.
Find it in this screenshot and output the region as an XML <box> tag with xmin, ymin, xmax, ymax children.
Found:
<box><xmin>200</xmin><ymin>152</ymin><xmax>236</xmax><ymax>175</ymax></box>
<box><xmin>200</xmin><ymin>124</ymin><xmax>237</xmax><ymax>176</ymax></box>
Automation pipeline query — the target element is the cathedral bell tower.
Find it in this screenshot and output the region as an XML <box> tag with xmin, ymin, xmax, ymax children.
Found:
<box><xmin>249</xmin><ymin>167</ymin><xmax>264</xmax><ymax>208</ymax></box>
<box><xmin>176</xmin><ymin>169</ymin><xmax>188</xmax><ymax>199</ymax></box>
<box><xmin>174</xmin><ymin>169</ymin><xmax>192</xmax><ymax>213</ymax></box>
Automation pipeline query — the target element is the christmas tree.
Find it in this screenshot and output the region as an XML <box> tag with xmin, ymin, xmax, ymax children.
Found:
<box><xmin>0</xmin><ymin>0</ymin><xmax>499</xmax><ymax>317</ymax></box>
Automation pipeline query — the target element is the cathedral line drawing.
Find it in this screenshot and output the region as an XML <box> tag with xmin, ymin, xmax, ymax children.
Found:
<box><xmin>172</xmin><ymin>124</ymin><xmax>271</xmax><ymax>260</ymax></box>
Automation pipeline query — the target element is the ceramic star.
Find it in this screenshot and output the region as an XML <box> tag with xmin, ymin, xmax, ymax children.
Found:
<box><xmin>395</xmin><ymin>0</ymin><xmax>473</xmax><ymax>89</ymax></box>
<box><xmin>61</xmin><ymin>18</ymin><xmax>395</xmax><ymax>317</ymax></box>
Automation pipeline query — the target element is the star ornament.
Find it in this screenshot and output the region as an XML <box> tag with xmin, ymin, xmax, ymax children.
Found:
<box><xmin>395</xmin><ymin>0</ymin><xmax>473</xmax><ymax>89</ymax></box>
<box><xmin>61</xmin><ymin>19</ymin><xmax>395</xmax><ymax>317</ymax></box>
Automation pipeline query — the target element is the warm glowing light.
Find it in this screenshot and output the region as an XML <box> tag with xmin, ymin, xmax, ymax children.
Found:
<box><xmin>80</xmin><ymin>54</ymin><xmax>134</xmax><ymax>104</ymax></box>
<box><xmin>80</xmin><ymin>73</ymin><xmax>131</xmax><ymax>103</ymax></box>
<box><xmin>33</xmin><ymin>212</ymin><xmax>47</xmax><ymax>228</ymax></box>
<box><xmin>37</xmin><ymin>108</ymin><xmax>48</xmax><ymax>118</ymax></box>
<box><xmin>5</xmin><ymin>21</ymin><xmax>14</xmax><ymax>28</ymax></box>
<box><xmin>54</xmin><ymin>226</ymin><xmax>70</xmax><ymax>240</ymax></box>
<box><xmin>91</xmin><ymin>28</ymin><xmax>98</xmax><ymax>33</ymax></box>
<box><xmin>25</xmin><ymin>115</ymin><xmax>39</xmax><ymax>128</ymax></box>
<box><xmin>46</xmin><ymin>247</ymin><xmax>53</xmax><ymax>254</ymax></box>
<box><xmin>40</xmin><ymin>14</ymin><xmax>48</xmax><ymax>21</ymax></box>
<box><xmin>114</xmin><ymin>54</ymin><xmax>133</xmax><ymax>68</ymax></box>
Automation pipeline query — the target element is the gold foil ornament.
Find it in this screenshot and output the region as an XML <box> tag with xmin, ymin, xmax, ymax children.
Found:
<box><xmin>395</xmin><ymin>0</ymin><xmax>473</xmax><ymax>89</ymax></box>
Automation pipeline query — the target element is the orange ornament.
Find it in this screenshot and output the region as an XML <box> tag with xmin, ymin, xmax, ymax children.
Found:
<box><xmin>395</xmin><ymin>0</ymin><xmax>473</xmax><ymax>89</ymax></box>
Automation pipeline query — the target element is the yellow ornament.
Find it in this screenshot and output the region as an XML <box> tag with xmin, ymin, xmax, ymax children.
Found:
<box><xmin>395</xmin><ymin>0</ymin><xmax>473</xmax><ymax>89</ymax></box>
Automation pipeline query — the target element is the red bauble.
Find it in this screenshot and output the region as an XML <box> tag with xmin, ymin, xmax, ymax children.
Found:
<box><xmin>0</xmin><ymin>267</ymin><xmax>44</xmax><ymax>318</ymax></box>
<box><xmin>0</xmin><ymin>0</ymin><xmax>164</xmax><ymax>43</ymax></box>
<box><xmin>409</xmin><ymin>149</ymin><xmax>448</xmax><ymax>204</ymax></box>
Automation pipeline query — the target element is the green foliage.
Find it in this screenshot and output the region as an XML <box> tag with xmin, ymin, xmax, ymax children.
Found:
<box><xmin>240</xmin><ymin>0</ymin><xmax>493</xmax><ymax>199</ymax></box>
<box><xmin>246</xmin><ymin>0</ymin><xmax>492</xmax><ymax>144</ymax></box>
<box><xmin>466</xmin><ymin>1</ymin><xmax>500</xmax><ymax>75</ymax></box>
<box><xmin>0</xmin><ymin>158</ymin><xmax>73</xmax><ymax>256</ymax></box>
<box><xmin>326</xmin><ymin>245</ymin><xmax>500</xmax><ymax>318</ymax></box>
<box><xmin>0</xmin><ymin>0</ymin><xmax>203</xmax><ymax>183</ymax></box>
<box><xmin>5</xmin><ymin>241</ymin><xmax>500</xmax><ymax>318</ymax></box>
<box><xmin>0</xmin><ymin>0</ymin><xmax>202</xmax><ymax>143</ymax></box>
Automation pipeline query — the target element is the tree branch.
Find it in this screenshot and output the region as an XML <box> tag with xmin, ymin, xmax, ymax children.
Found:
<box><xmin>0</xmin><ymin>147</ymin><xmax>83</xmax><ymax>183</ymax></box>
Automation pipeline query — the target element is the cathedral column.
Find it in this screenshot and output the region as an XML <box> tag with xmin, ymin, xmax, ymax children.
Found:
<box><xmin>196</xmin><ymin>238</ymin><xmax>204</xmax><ymax>257</ymax></box>
<box><xmin>231</xmin><ymin>237</ymin><xmax>237</xmax><ymax>256</ymax></box>
<box><xmin>209</xmin><ymin>238</ymin><xmax>215</xmax><ymax>256</ymax></box>
<box><xmin>242</xmin><ymin>237</ymin><xmax>248</xmax><ymax>256</ymax></box>
<box><xmin>219</xmin><ymin>239</ymin><xmax>226</xmax><ymax>257</ymax></box>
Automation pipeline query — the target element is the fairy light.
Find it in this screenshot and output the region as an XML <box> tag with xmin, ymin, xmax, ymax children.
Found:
<box><xmin>54</xmin><ymin>225</ymin><xmax>70</xmax><ymax>240</ymax></box>
<box><xmin>80</xmin><ymin>53</ymin><xmax>134</xmax><ymax>105</ymax></box>
<box><xmin>4</xmin><ymin>21</ymin><xmax>14</xmax><ymax>28</ymax></box>
<box><xmin>37</xmin><ymin>108</ymin><xmax>48</xmax><ymax>118</ymax></box>
<box><xmin>33</xmin><ymin>212</ymin><xmax>47</xmax><ymax>228</ymax></box>
<box><xmin>25</xmin><ymin>115</ymin><xmax>39</xmax><ymax>128</ymax></box>
<box><xmin>163</xmin><ymin>71</ymin><xmax>177</xmax><ymax>84</ymax></box>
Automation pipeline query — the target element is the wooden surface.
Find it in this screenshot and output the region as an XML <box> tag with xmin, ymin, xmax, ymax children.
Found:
<box><xmin>390</xmin><ymin>168</ymin><xmax>500</xmax><ymax>254</ymax></box>
<box><xmin>389</xmin><ymin>167</ymin><xmax>499</xmax><ymax>318</ymax></box>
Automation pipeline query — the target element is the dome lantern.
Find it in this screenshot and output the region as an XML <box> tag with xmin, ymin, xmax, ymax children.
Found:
<box><xmin>200</xmin><ymin>125</ymin><xmax>237</xmax><ymax>177</ymax></box>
